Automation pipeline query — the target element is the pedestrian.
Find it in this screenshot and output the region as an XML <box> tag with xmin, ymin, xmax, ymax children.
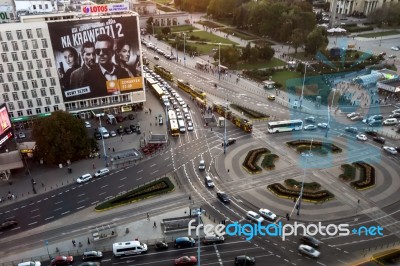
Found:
<box><xmin>147</xmin><ymin>213</ymin><xmax>150</xmax><ymax>220</ymax></box>
<box><xmin>121</xmin><ymin>136</ymin><xmax>123</xmax><ymax>142</ymax></box>
<box><xmin>87</xmin><ymin>237</ymin><xmax>91</xmax><ymax>245</ymax></box>
<box><xmin>72</xmin><ymin>240</ymin><xmax>76</xmax><ymax>247</ymax></box>
<box><xmin>153</xmin><ymin>221</ymin><xmax>157</xmax><ymax>228</ymax></box>
<box><xmin>155</xmin><ymin>116</ymin><xmax>157</xmax><ymax>121</ymax></box>
<box><xmin>227</xmin><ymin>169</ymin><xmax>230</xmax><ymax>173</ymax></box>
<box><xmin>108</xmin><ymin>147</ymin><xmax>110</xmax><ymax>152</ymax></box>
<box><xmin>113</xmin><ymin>147</ymin><xmax>115</xmax><ymax>152</ymax></box>
<box><xmin>92</xmin><ymin>163</ymin><xmax>95</xmax><ymax>170</ymax></box>
<box><xmin>149</xmin><ymin>108</ymin><xmax>152</xmax><ymax>114</ymax></box>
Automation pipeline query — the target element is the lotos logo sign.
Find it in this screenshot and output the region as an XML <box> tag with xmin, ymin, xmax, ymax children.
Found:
<box><xmin>82</xmin><ymin>5</ymin><xmax>108</xmax><ymax>14</ymax></box>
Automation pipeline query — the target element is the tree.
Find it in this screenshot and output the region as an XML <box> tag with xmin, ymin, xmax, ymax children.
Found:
<box><xmin>32</xmin><ymin>111</ymin><xmax>94</xmax><ymax>164</ymax></box>
<box><xmin>161</xmin><ymin>27</ymin><xmax>171</xmax><ymax>35</ymax></box>
<box><xmin>213</xmin><ymin>46</ymin><xmax>240</xmax><ymax>67</ymax></box>
<box><xmin>305</xmin><ymin>27</ymin><xmax>328</xmax><ymax>56</ymax></box>
<box><xmin>146</xmin><ymin>17</ymin><xmax>154</xmax><ymax>35</ymax></box>
<box><xmin>291</xmin><ymin>28</ymin><xmax>304</xmax><ymax>54</ymax></box>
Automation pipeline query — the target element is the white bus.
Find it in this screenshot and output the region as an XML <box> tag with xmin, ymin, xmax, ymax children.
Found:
<box><xmin>267</xmin><ymin>119</ymin><xmax>303</xmax><ymax>133</ymax></box>
<box><xmin>112</xmin><ymin>241</ymin><xmax>148</xmax><ymax>256</ymax></box>
<box><xmin>178</xmin><ymin>119</ymin><xmax>186</xmax><ymax>133</ymax></box>
<box><xmin>168</xmin><ymin>110</ymin><xmax>179</xmax><ymax>136</ymax></box>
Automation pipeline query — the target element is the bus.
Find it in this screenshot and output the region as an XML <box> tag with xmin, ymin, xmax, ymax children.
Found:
<box><xmin>112</xmin><ymin>241</ymin><xmax>148</xmax><ymax>256</ymax></box>
<box><xmin>267</xmin><ymin>119</ymin><xmax>303</xmax><ymax>133</ymax></box>
<box><xmin>168</xmin><ymin>110</ymin><xmax>179</xmax><ymax>136</ymax></box>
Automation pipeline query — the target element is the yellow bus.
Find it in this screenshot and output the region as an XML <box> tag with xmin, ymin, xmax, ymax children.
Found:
<box><xmin>151</xmin><ymin>83</ymin><xmax>164</xmax><ymax>100</ymax></box>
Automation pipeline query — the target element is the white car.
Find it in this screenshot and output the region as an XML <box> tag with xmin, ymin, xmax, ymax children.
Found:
<box><xmin>298</xmin><ymin>244</ymin><xmax>320</xmax><ymax>258</ymax></box>
<box><xmin>246</xmin><ymin>211</ymin><xmax>264</xmax><ymax>223</ymax></box>
<box><xmin>76</xmin><ymin>173</ymin><xmax>93</xmax><ymax>184</ymax></box>
<box><xmin>356</xmin><ymin>134</ymin><xmax>367</xmax><ymax>141</ymax></box>
<box><xmin>259</xmin><ymin>208</ymin><xmax>277</xmax><ymax>221</ymax></box>
<box><xmin>317</xmin><ymin>123</ymin><xmax>329</xmax><ymax>129</ymax></box>
<box><xmin>303</xmin><ymin>125</ymin><xmax>317</xmax><ymax>131</ymax></box>
<box><xmin>85</xmin><ymin>121</ymin><xmax>91</xmax><ymax>128</ymax></box>
<box><xmin>18</xmin><ymin>132</ymin><xmax>26</xmax><ymax>139</ymax></box>
<box><xmin>187</xmin><ymin>121</ymin><xmax>194</xmax><ymax>131</ymax></box>
<box><xmin>94</xmin><ymin>168</ymin><xmax>110</xmax><ymax>177</ymax></box>
<box><xmin>383</xmin><ymin>146</ymin><xmax>398</xmax><ymax>155</ymax></box>
<box><xmin>347</xmin><ymin>112</ymin><xmax>360</xmax><ymax>118</ymax></box>
<box><xmin>110</xmin><ymin>130</ymin><xmax>117</xmax><ymax>137</ymax></box>
<box><xmin>391</xmin><ymin>46</ymin><xmax>399</xmax><ymax>51</ymax></box>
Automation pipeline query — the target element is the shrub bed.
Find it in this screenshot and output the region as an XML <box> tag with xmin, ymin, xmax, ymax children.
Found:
<box><xmin>284</xmin><ymin>179</ymin><xmax>321</xmax><ymax>191</ymax></box>
<box><xmin>267</xmin><ymin>183</ymin><xmax>334</xmax><ymax>202</ymax></box>
<box><xmin>287</xmin><ymin>140</ymin><xmax>342</xmax><ymax>154</ymax></box>
<box><xmin>339</xmin><ymin>164</ymin><xmax>356</xmax><ymax>181</ymax></box>
<box><xmin>230</xmin><ymin>104</ymin><xmax>269</xmax><ymax>119</ymax></box>
<box><xmin>350</xmin><ymin>161</ymin><xmax>376</xmax><ymax>190</ymax></box>
<box><xmin>242</xmin><ymin>148</ymin><xmax>270</xmax><ymax>174</ymax></box>
<box><xmin>261</xmin><ymin>154</ymin><xmax>279</xmax><ymax>170</ymax></box>
<box><xmin>95</xmin><ymin>177</ymin><xmax>175</xmax><ymax>211</ymax></box>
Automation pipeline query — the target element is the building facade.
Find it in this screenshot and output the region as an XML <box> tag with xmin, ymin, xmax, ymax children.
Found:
<box><xmin>328</xmin><ymin>0</ymin><xmax>400</xmax><ymax>16</ymax></box>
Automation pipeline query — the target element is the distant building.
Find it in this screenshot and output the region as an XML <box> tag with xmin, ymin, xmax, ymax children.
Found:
<box><xmin>327</xmin><ymin>0</ymin><xmax>400</xmax><ymax>16</ymax></box>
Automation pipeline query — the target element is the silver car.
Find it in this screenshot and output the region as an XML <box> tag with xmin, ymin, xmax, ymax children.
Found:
<box><xmin>298</xmin><ymin>244</ymin><xmax>320</xmax><ymax>258</ymax></box>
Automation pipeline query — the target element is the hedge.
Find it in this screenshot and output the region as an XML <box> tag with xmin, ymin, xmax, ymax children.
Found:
<box><xmin>287</xmin><ymin>140</ymin><xmax>342</xmax><ymax>154</ymax></box>
<box><xmin>350</xmin><ymin>161</ymin><xmax>376</xmax><ymax>190</ymax></box>
<box><xmin>344</xmin><ymin>26</ymin><xmax>374</xmax><ymax>33</ymax></box>
<box><xmin>284</xmin><ymin>179</ymin><xmax>321</xmax><ymax>191</ymax></box>
<box><xmin>242</xmin><ymin>148</ymin><xmax>270</xmax><ymax>174</ymax></box>
<box><xmin>261</xmin><ymin>154</ymin><xmax>279</xmax><ymax>170</ymax></box>
<box><xmin>95</xmin><ymin>177</ymin><xmax>175</xmax><ymax>211</ymax></box>
<box><xmin>339</xmin><ymin>164</ymin><xmax>356</xmax><ymax>181</ymax></box>
<box><xmin>268</xmin><ymin>183</ymin><xmax>334</xmax><ymax>202</ymax></box>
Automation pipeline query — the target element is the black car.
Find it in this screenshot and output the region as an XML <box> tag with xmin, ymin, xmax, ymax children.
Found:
<box><xmin>224</xmin><ymin>138</ymin><xmax>236</xmax><ymax>146</ymax></box>
<box><xmin>0</xmin><ymin>219</ymin><xmax>18</xmax><ymax>231</ymax></box>
<box><xmin>304</xmin><ymin>117</ymin><xmax>316</xmax><ymax>123</ymax></box>
<box><xmin>155</xmin><ymin>241</ymin><xmax>168</xmax><ymax>250</ymax></box>
<box><xmin>94</xmin><ymin>132</ymin><xmax>102</xmax><ymax>140</ymax></box>
<box><xmin>234</xmin><ymin>255</ymin><xmax>255</xmax><ymax>265</ymax></box>
<box><xmin>129</xmin><ymin>124</ymin><xmax>137</xmax><ymax>132</ymax></box>
<box><xmin>373</xmin><ymin>136</ymin><xmax>386</xmax><ymax>144</ymax></box>
<box><xmin>345</xmin><ymin>127</ymin><xmax>358</xmax><ymax>134</ymax></box>
<box><xmin>217</xmin><ymin>191</ymin><xmax>230</xmax><ymax>203</ymax></box>
<box><xmin>124</xmin><ymin>127</ymin><xmax>133</xmax><ymax>134</ymax></box>
<box><xmin>128</xmin><ymin>114</ymin><xmax>135</xmax><ymax>120</ymax></box>
<box><xmin>300</xmin><ymin>235</ymin><xmax>321</xmax><ymax>248</ymax></box>
<box><xmin>365</xmin><ymin>130</ymin><xmax>378</xmax><ymax>137</ymax></box>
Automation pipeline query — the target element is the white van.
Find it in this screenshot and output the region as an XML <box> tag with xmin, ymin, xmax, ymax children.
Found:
<box><xmin>18</xmin><ymin>262</ymin><xmax>41</xmax><ymax>266</ymax></box>
<box><xmin>98</xmin><ymin>127</ymin><xmax>109</xmax><ymax>138</ymax></box>
<box><xmin>246</xmin><ymin>211</ymin><xmax>264</xmax><ymax>223</ymax></box>
<box><xmin>106</xmin><ymin>114</ymin><xmax>116</xmax><ymax>125</ymax></box>
<box><xmin>205</xmin><ymin>175</ymin><xmax>215</xmax><ymax>188</ymax></box>
<box><xmin>383</xmin><ymin>118</ymin><xmax>397</xmax><ymax>125</ymax></box>
<box><xmin>178</xmin><ymin>119</ymin><xmax>186</xmax><ymax>133</ymax></box>
<box><xmin>113</xmin><ymin>241</ymin><xmax>148</xmax><ymax>256</ymax></box>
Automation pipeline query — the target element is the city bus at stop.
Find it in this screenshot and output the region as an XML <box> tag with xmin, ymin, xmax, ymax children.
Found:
<box><xmin>267</xmin><ymin>119</ymin><xmax>303</xmax><ymax>133</ymax></box>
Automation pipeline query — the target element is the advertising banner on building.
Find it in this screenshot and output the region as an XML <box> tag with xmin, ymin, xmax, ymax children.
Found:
<box><xmin>0</xmin><ymin>104</ymin><xmax>13</xmax><ymax>145</ymax></box>
<box><xmin>81</xmin><ymin>3</ymin><xmax>129</xmax><ymax>14</ymax></box>
<box><xmin>47</xmin><ymin>16</ymin><xmax>143</xmax><ymax>102</ymax></box>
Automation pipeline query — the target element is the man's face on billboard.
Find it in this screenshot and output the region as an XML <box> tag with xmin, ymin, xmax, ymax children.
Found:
<box><xmin>83</xmin><ymin>47</ymin><xmax>96</xmax><ymax>68</ymax></box>
<box><xmin>95</xmin><ymin>40</ymin><xmax>113</xmax><ymax>66</ymax></box>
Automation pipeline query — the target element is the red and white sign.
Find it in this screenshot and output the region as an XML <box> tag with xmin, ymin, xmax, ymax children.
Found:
<box><xmin>81</xmin><ymin>3</ymin><xmax>129</xmax><ymax>14</ymax></box>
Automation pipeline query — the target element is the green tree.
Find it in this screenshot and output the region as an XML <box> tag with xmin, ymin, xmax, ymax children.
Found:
<box><xmin>291</xmin><ymin>28</ymin><xmax>304</xmax><ymax>54</ymax></box>
<box><xmin>258</xmin><ymin>45</ymin><xmax>275</xmax><ymax>61</ymax></box>
<box><xmin>241</xmin><ymin>43</ymin><xmax>251</xmax><ymax>62</ymax></box>
<box><xmin>32</xmin><ymin>111</ymin><xmax>94</xmax><ymax>164</ymax></box>
<box><xmin>305</xmin><ymin>27</ymin><xmax>328</xmax><ymax>56</ymax></box>
<box><xmin>146</xmin><ymin>17</ymin><xmax>154</xmax><ymax>35</ymax></box>
<box><xmin>161</xmin><ymin>27</ymin><xmax>171</xmax><ymax>35</ymax></box>
<box><xmin>214</xmin><ymin>46</ymin><xmax>240</xmax><ymax>66</ymax></box>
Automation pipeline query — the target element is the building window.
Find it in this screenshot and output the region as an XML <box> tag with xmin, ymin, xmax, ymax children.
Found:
<box><xmin>7</xmin><ymin>63</ymin><xmax>13</xmax><ymax>72</ymax></box>
<box><xmin>40</xmin><ymin>88</ymin><xmax>47</xmax><ymax>97</ymax></box>
<box><xmin>26</xmin><ymin>71</ymin><xmax>33</xmax><ymax>79</ymax></box>
<box><xmin>2</xmin><ymin>93</ymin><xmax>9</xmax><ymax>102</ymax></box>
<box><xmin>22</xmin><ymin>91</ymin><xmax>28</xmax><ymax>99</ymax></box>
<box><xmin>54</xmin><ymin>105</ymin><xmax>59</xmax><ymax>111</ymax></box>
<box><xmin>50</xmin><ymin>87</ymin><xmax>55</xmax><ymax>95</ymax></box>
<box><xmin>6</xmin><ymin>31</ymin><xmax>12</xmax><ymax>41</ymax></box>
<box><xmin>12</xmin><ymin>41</ymin><xmax>18</xmax><ymax>51</ymax></box>
<box><xmin>22</xmin><ymin>40</ymin><xmax>28</xmax><ymax>50</ymax></box>
<box><xmin>12</xmin><ymin>52</ymin><xmax>18</xmax><ymax>61</ymax></box>
<box><xmin>12</xmin><ymin>92</ymin><xmax>18</xmax><ymax>101</ymax></box>
<box><xmin>31</xmin><ymin>90</ymin><xmax>37</xmax><ymax>98</ymax></box>
<box><xmin>50</xmin><ymin>78</ymin><xmax>56</xmax><ymax>86</ymax></box>
<box><xmin>8</xmin><ymin>102</ymin><xmax>14</xmax><ymax>111</ymax></box>
<box><xmin>1</xmin><ymin>42</ymin><xmax>8</xmax><ymax>52</ymax></box>
<box><xmin>32</xmin><ymin>40</ymin><xmax>38</xmax><ymax>49</ymax></box>
<box><xmin>36</xmin><ymin>60</ymin><xmax>43</xmax><ymax>68</ymax></box>
<box><xmin>45</xmin><ymin>97</ymin><xmax>51</xmax><ymax>105</ymax></box>
<box><xmin>0</xmin><ymin>32</ymin><xmax>2</xmax><ymax>41</ymax></box>
<box><xmin>17</xmin><ymin>72</ymin><xmax>23</xmax><ymax>81</ymax></box>
<box><xmin>22</xmin><ymin>81</ymin><xmax>28</xmax><ymax>90</ymax></box>
<box><xmin>3</xmin><ymin>83</ymin><xmax>9</xmax><ymax>92</ymax></box>
<box><xmin>36</xmin><ymin>108</ymin><xmax>41</xmax><ymax>114</ymax></box>
<box><xmin>45</xmin><ymin>69</ymin><xmax>51</xmax><ymax>77</ymax></box>
<box><xmin>39</xmin><ymin>4</ymin><xmax>42</xmax><ymax>9</ymax></box>
<box><xmin>54</xmin><ymin>96</ymin><xmax>60</xmax><ymax>104</ymax></box>
<box><xmin>18</xmin><ymin>101</ymin><xmax>24</xmax><ymax>109</ymax></box>
<box><xmin>36</xmin><ymin>70</ymin><xmax>42</xmax><ymax>78</ymax></box>
<box><xmin>27</xmin><ymin>99</ymin><xmax>33</xmax><ymax>108</ymax></box>
<box><xmin>32</xmin><ymin>50</ymin><xmax>38</xmax><ymax>59</ymax></box>
<box><xmin>17</xmin><ymin>62</ymin><xmax>23</xmax><ymax>71</ymax></box>
<box><xmin>12</xmin><ymin>82</ymin><xmax>19</xmax><ymax>91</ymax></box>
<box><xmin>26</xmin><ymin>29</ymin><xmax>33</xmax><ymax>39</ymax></box>
<box><xmin>27</xmin><ymin>109</ymin><xmax>32</xmax><ymax>115</ymax></box>
<box><xmin>36</xmin><ymin>98</ymin><xmax>42</xmax><ymax>106</ymax></box>
<box><xmin>22</xmin><ymin>51</ymin><xmax>28</xmax><ymax>60</ymax></box>
<box><xmin>1</xmin><ymin>53</ymin><xmax>8</xmax><ymax>62</ymax></box>
<box><xmin>9</xmin><ymin>112</ymin><xmax>13</xmax><ymax>118</ymax></box>
<box><xmin>0</xmin><ymin>74</ymin><xmax>3</xmax><ymax>83</ymax></box>
<box><xmin>46</xmin><ymin>59</ymin><xmax>52</xmax><ymax>68</ymax></box>
<box><xmin>32</xmin><ymin>80</ymin><xmax>38</xmax><ymax>88</ymax></box>
<box><xmin>41</xmin><ymin>79</ymin><xmax>47</xmax><ymax>87</ymax></box>
<box><xmin>45</xmin><ymin>4</ymin><xmax>49</xmax><ymax>9</ymax></box>
<box><xmin>7</xmin><ymin>73</ymin><xmax>13</xmax><ymax>82</ymax></box>
<box><xmin>16</xmin><ymin>30</ymin><xmax>23</xmax><ymax>40</ymax></box>
<box><xmin>33</xmin><ymin>5</ymin><xmax>36</xmax><ymax>10</ymax></box>
<box><xmin>41</xmin><ymin>50</ymin><xmax>47</xmax><ymax>58</ymax></box>
<box><xmin>27</xmin><ymin>61</ymin><xmax>33</xmax><ymax>69</ymax></box>
<box><xmin>41</xmin><ymin>39</ymin><xmax>48</xmax><ymax>48</ymax></box>
<box><xmin>36</xmin><ymin>28</ymin><xmax>43</xmax><ymax>38</ymax></box>
<box><xmin>17</xmin><ymin>110</ymin><xmax>23</xmax><ymax>116</ymax></box>
<box><xmin>0</xmin><ymin>65</ymin><xmax>3</xmax><ymax>73</ymax></box>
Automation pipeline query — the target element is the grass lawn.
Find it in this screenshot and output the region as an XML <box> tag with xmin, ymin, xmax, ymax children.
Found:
<box><xmin>236</xmin><ymin>58</ymin><xmax>286</xmax><ymax>70</ymax></box>
<box><xmin>357</xmin><ymin>30</ymin><xmax>400</xmax><ymax>38</ymax></box>
<box><xmin>288</xmin><ymin>51</ymin><xmax>314</xmax><ymax>61</ymax></box>
<box><xmin>188</xmin><ymin>31</ymin><xmax>238</xmax><ymax>45</ymax></box>
<box><xmin>169</xmin><ymin>25</ymin><xmax>198</xmax><ymax>32</ymax></box>
<box><xmin>197</xmin><ymin>20</ymin><xmax>225</xmax><ymax>28</ymax></box>
<box><xmin>220</xmin><ymin>28</ymin><xmax>254</xmax><ymax>40</ymax></box>
<box><xmin>166</xmin><ymin>40</ymin><xmax>222</xmax><ymax>54</ymax></box>
<box><xmin>271</xmin><ymin>70</ymin><xmax>302</xmax><ymax>86</ymax></box>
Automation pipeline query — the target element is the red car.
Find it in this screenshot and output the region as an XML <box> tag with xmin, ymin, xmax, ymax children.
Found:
<box><xmin>174</xmin><ymin>256</ymin><xmax>197</xmax><ymax>265</ymax></box>
<box><xmin>51</xmin><ymin>255</ymin><xmax>74</xmax><ymax>266</ymax></box>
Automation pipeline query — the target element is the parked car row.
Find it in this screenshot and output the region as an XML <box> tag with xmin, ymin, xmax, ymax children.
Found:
<box><xmin>76</xmin><ymin>168</ymin><xmax>110</xmax><ymax>184</ymax></box>
<box><xmin>141</xmin><ymin>39</ymin><xmax>176</xmax><ymax>60</ymax></box>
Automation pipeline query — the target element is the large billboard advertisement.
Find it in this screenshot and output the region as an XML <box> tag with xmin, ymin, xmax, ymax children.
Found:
<box><xmin>48</xmin><ymin>16</ymin><xmax>143</xmax><ymax>102</ymax></box>
<box><xmin>0</xmin><ymin>104</ymin><xmax>13</xmax><ymax>146</ymax></box>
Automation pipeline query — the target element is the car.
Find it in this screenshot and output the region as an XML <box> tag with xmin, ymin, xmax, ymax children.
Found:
<box><xmin>84</xmin><ymin>121</ymin><xmax>91</xmax><ymax>128</ymax></box>
<box><xmin>391</xmin><ymin>46</ymin><xmax>399</xmax><ymax>51</ymax></box>
<box><xmin>77</xmin><ymin>263</ymin><xmax>100</xmax><ymax>266</ymax></box>
<box><xmin>379</xmin><ymin>52</ymin><xmax>386</xmax><ymax>56</ymax></box>
<box><xmin>389</xmin><ymin>113</ymin><xmax>400</xmax><ymax>118</ymax></box>
<box><xmin>298</xmin><ymin>244</ymin><xmax>320</xmax><ymax>258</ymax></box>
<box><xmin>158</xmin><ymin>116</ymin><xmax>163</xmax><ymax>125</ymax></box>
<box><xmin>345</xmin><ymin>127</ymin><xmax>358</xmax><ymax>133</ymax></box>
<box><xmin>154</xmin><ymin>55</ymin><xmax>159</xmax><ymax>60</ymax></box>
<box><xmin>373</xmin><ymin>136</ymin><xmax>386</xmax><ymax>144</ymax></box>
<box><xmin>198</xmin><ymin>160</ymin><xmax>205</xmax><ymax>171</ymax></box>
<box><xmin>304</xmin><ymin>117</ymin><xmax>316</xmax><ymax>123</ymax></box>
<box><xmin>94</xmin><ymin>132</ymin><xmax>102</xmax><ymax>140</ymax></box>
<box><xmin>154</xmin><ymin>241</ymin><xmax>168</xmax><ymax>250</ymax></box>
<box><xmin>267</xmin><ymin>95</ymin><xmax>275</xmax><ymax>100</ymax></box>
<box><xmin>300</xmin><ymin>235</ymin><xmax>321</xmax><ymax>248</ymax></box>
<box><xmin>116</xmin><ymin>127</ymin><xmax>124</xmax><ymax>135</ymax></box>
<box><xmin>129</xmin><ymin>124</ymin><xmax>137</xmax><ymax>132</ymax></box>
<box><xmin>234</xmin><ymin>255</ymin><xmax>256</xmax><ymax>265</ymax></box>
<box><xmin>174</xmin><ymin>237</ymin><xmax>196</xmax><ymax>248</ymax></box>
<box><xmin>216</xmin><ymin>191</ymin><xmax>230</xmax><ymax>203</ymax></box>
<box><xmin>51</xmin><ymin>256</ymin><xmax>74</xmax><ymax>266</ymax></box>
<box><xmin>383</xmin><ymin>118</ymin><xmax>398</xmax><ymax>125</ymax></box>
<box><xmin>94</xmin><ymin>168</ymin><xmax>110</xmax><ymax>177</ymax></box>
<box><xmin>351</xmin><ymin>115</ymin><xmax>363</xmax><ymax>121</ymax></box>
<box><xmin>317</xmin><ymin>123</ymin><xmax>329</xmax><ymax>129</ymax></box>
<box><xmin>356</xmin><ymin>134</ymin><xmax>367</xmax><ymax>141</ymax></box>
<box><xmin>202</xmin><ymin>235</ymin><xmax>224</xmax><ymax>245</ymax></box>
<box><xmin>246</xmin><ymin>210</ymin><xmax>264</xmax><ymax>223</ymax></box>
<box><xmin>128</xmin><ymin>114</ymin><xmax>135</xmax><ymax>120</ymax></box>
<box><xmin>174</xmin><ymin>256</ymin><xmax>197</xmax><ymax>265</ymax></box>
<box><xmin>18</xmin><ymin>132</ymin><xmax>26</xmax><ymax>139</ymax></box>
<box><xmin>347</xmin><ymin>112</ymin><xmax>360</xmax><ymax>118</ymax></box>
<box><xmin>0</xmin><ymin>219</ymin><xmax>18</xmax><ymax>231</ymax></box>
<box><xmin>224</xmin><ymin>138</ymin><xmax>236</xmax><ymax>146</ymax></box>
<box><xmin>365</xmin><ymin>130</ymin><xmax>378</xmax><ymax>137</ymax></box>
<box><xmin>76</xmin><ymin>173</ymin><xmax>93</xmax><ymax>184</ymax></box>
<box><xmin>303</xmin><ymin>124</ymin><xmax>317</xmax><ymax>131</ymax></box>
<box><xmin>388</xmin><ymin>55</ymin><xmax>397</xmax><ymax>59</ymax></box>
<box><xmin>82</xmin><ymin>251</ymin><xmax>103</xmax><ymax>261</ymax></box>
<box><xmin>383</xmin><ymin>146</ymin><xmax>398</xmax><ymax>155</ymax></box>
<box><xmin>116</xmin><ymin>115</ymin><xmax>125</xmax><ymax>122</ymax></box>
<box><xmin>124</xmin><ymin>127</ymin><xmax>133</xmax><ymax>134</ymax></box>
<box><xmin>392</xmin><ymin>109</ymin><xmax>400</xmax><ymax>114</ymax></box>
<box><xmin>109</xmin><ymin>130</ymin><xmax>117</xmax><ymax>137</ymax></box>
<box><xmin>187</xmin><ymin>121</ymin><xmax>194</xmax><ymax>131</ymax></box>
<box><xmin>259</xmin><ymin>208</ymin><xmax>277</xmax><ymax>221</ymax></box>
<box><xmin>18</xmin><ymin>261</ymin><xmax>41</xmax><ymax>266</ymax></box>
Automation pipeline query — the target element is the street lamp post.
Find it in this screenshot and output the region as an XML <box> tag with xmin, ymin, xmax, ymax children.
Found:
<box><xmin>326</xmin><ymin>89</ymin><xmax>337</xmax><ymax>138</ymax></box>
<box><xmin>98</xmin><ymin>118</ymin><xmax>107</xmax><ymax>166</ymax></box>
<box><xmin>176</xmin><ymin>42</ymin><xmax>178</xmax><ymax>63</ymax></box>
<box><xmin>183</xmin><ymin>33</ymin><xmax>186</xmax><ymax>67</ymax></box>
<box><xmin>151</xmin><ymin>22</ymin><xmax>154</xmax><ymax>36</ymax></box>
<box><xmin>197</xmin><ymin>211</ymin><xmax>201</xmax><ymax>266</ymax></box>
<box><xmin>223</xmin><ymin>93</ymin><xmax>227</xmax><ymax>155</ymax></box>
<box><xmin>218</xmin><ymin>43</ymin><xmax>221</xmax><ymax>80</ymax></box>
<box><xmin>299</xmin><ymin>62</ymin><xmax>307</xmax><ymax>109</ymax></box>
<box><xmin>297</xmin><ymin>139</ymin><xmax>313</xmax><ymax>215</ymax></box>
